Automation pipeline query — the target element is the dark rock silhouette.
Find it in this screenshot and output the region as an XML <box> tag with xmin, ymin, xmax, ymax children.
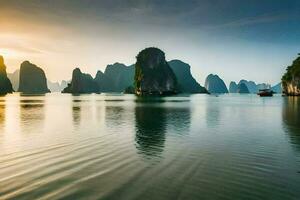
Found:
<box><xmin>282</xmin><ymin>54</ymin><xmax>300</xmax><ymax>96</ymax></box>
<box><xmin>18</xmin><ymin>61</ymin><xmax>50</xmax><ymax>94</ymax></box>
<box><xmin>168</xmin><ymin>60</ymin><xmax>207</xmax><ymax>93</ymax></box>
<box><xmin>95</xmin><ymin>63</ymin><xmax>134</xmax><ymax>93</ymax></box>
<box><xmin>60</xmin><ymin>51</ymin><xmax>205</xmax><ymax>94</ymax></box>
<box><xmin>0</xmin><ymin>56</ymin><xmax>13</xmax><ymax>95</ymax></box>
<box><xmin>7</xmin><ymin>69</ymin><xmax>20</xmax><ymax>91</ymax></box>
<box><xmin>134</xmin><ymin>47</ymin><xmax>178</xmax><ymax>95</ymax></box>
<box><xmin>229</xmin><ymin>81</ymin><xmax>238</xmax><ymax>93</ymax></box>
<box><xmin>9</xmin><ymin>69</ymin><xmax>66</xmax><ymax>93</ymax></box>
<box><xmin>204</xmin><ymin>74</ymin><xmax>228</xmax><ymax>94</ymax></box>
<box><xmin>237</xmin><ymin>83</ymin><xmax>250</xmax><ymax>93</ymax></box>
<box><xmin>124</xmin><ymin>86</ymin><xmax>135</xmax><ymax>94</ymax></box>
<box><xmin>62</xmin><ymin>68</ymin><xmax>98</xmax><ymax>94</ymax></box>
<box><xmin>238</xmin><ymin>80</ymin><xmax>257</xmax><ymax>93</ymax></box>
<box><xmin>272</xmin><ymin>83</ymin><xmax>282</xmax><ymax>93</ymax></box>
<box><xmin>94</xmin><ymin>70</ymin><xmax>112</xmax><ymax>92</ymax></box>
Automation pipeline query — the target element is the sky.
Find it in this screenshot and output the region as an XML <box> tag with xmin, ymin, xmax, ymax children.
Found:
<box><xmin>0</xmin><ymin>0</ymin><xmax>300</xmax><ymax>86</ymax></box>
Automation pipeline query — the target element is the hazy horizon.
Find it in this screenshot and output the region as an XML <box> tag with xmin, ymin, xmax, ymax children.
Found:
<box><xmin>1</xmin><ymin>0</ymin><xmax>300</xmax><ymax>86</ymax></box>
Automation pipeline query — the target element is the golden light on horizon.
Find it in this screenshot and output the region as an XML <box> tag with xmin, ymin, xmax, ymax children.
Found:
<box><xmin>0</xmin><ymin>48</ymin><xmax>19</xmax><ymax>59</ymax></box>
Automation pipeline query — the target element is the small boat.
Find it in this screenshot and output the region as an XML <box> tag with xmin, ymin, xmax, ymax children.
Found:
<box><xmin>257</xmin><ymin>89</ymin><xmax>274</xmax><ymax>97</ymax></box>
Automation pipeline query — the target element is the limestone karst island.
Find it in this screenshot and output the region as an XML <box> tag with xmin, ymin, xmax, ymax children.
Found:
<box><xmin>0</xmin><ymin>1</ymin><xmax>300</xmax><ymax>200</ymax></box>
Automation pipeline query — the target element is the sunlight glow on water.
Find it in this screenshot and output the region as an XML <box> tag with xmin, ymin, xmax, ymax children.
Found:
<box><xmin>0</xmin><ymin>93</ymin><xmax>299</xmax><ymax>199</ymax></box>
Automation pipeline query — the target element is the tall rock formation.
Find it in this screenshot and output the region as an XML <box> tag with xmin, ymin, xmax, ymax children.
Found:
<box><xmin>0</xmin><ymin>56</ymin><xmax>13</xmax><ymax>95</ymax></box>
<box><xmin>229</xmin><ymin>81</ymin><xmax>238</xmax><ymax>93</ymax></box>
<box><xmin>168</xmin><ymin>60</ymin><xmax>207</xmax><ymax>93</ymax></box>
<box><xmin>94</xmin><ymin>70</ymin><xmax>112</xmax><ymax>92</ymax></box>
<box><xmin>204</xmin><ymin>74</ymin><xmax>228</xmax><ymax>94</ymax></box>
<box><xmin>237</xmin><ymin>83</ymin><xmax>250</xmax><ymax>93</ymax></box>
<box><xmin>7</xmin><ymin>69</ymin><xmax>20</xmax><ymax>91</ymax></box>
<box><xmin>95</xmin><ymin>63</ymin><xmax>134</xmax><ymax>92</ymax></box>
<box><xmin>18</xmin><ymin>61</ymin><xmax>50</xmax><ymax>94</ymax></box>
<box><xmin>282</xmin><ymin>54</ymin><xmax>300</xmax><ymax>96</ymax></box>
<box><xmin>134</xmin><ymin>47</ymin><xmax>178</xmax><ymax>95</ymax></box>
<box><xmin>9</xmin><ymin>68</ymin><xmax>66</xmax><ymax>92</ymax></box>
<box><xmin>238</xmin><ymin>80</ymin><xmax>258</xmax><ymax>93</ymax></box>
<box><xmin>95</xmin><ymin>60</ymin><xmax>206</xmax><ymax>94</ymax></box>
<box><xmin>62</xmin><ymin>68</ymin><xmax>98</xmax><ymax>94</ymax></box>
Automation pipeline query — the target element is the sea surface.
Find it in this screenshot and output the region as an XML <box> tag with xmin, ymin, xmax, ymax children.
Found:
<box><xmin>0</xmin><ymin>93</ymin><xmax>299</xmax><ymax>200</ymax></box>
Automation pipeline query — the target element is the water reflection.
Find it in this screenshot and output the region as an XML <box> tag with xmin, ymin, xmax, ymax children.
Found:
<box><xmin>20</xmin><ymin>99</ymin><xmax>45</xmax><ymax>121</ymax></box>
<box><xmin>105</xmin><ymin>106</ymin><xmax>125</xmax><ymax>128</ymax></box>
<box><xmin>19</xmin><ymin>97</ymin><xmax>45</xmax><ymax>133</ymax></box>
<box><xmin>72</xmin><ymin>105</ymin><xmax>81</xmax><ymax>125</ymax></box>
<box><xmin>72</xmin><ymin>95</ymin><xmax>83</xmax><ymax>126</ymax></box>
<box><xmin>282</xmin><ymin>97</ymin><xmax>300</xmax><ymax>151</ymax></box>
<box><xmin>166</xmin><ymin>107</ymin><xmax>191</xmax><ymax>134</ymax></box>
<box><xmin>206</xmin><ymin>98</ymin><xmax>221</xmax><ymax>127</ymax></box>
<box><xmin>135</xmin><ymin>105</ymin><xmax>166</xmax><ymax>158</ymax></box>
<box><xmin>0</xmin><ymin>99</ymin><xmax>5</xmax><ymax>130</ymax></box>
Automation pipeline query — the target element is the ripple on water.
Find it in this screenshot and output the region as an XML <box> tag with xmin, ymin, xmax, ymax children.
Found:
<box><xmin>0</xmin><ymin>94</ymin><xmax>299</xmax><ymax>199</ymax></box>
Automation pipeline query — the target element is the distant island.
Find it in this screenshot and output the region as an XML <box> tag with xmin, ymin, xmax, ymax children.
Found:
<box><xmin>62</xmin><ymin>68</ymin><xmax>98</xmax><ymax>94</ymax></box>
<box><xmin>204</xmin><ymin>74</ymin><xmax>228</xmax><ymax>94</ymax></box>
<box><xmin>229</xmin><ymin>80</ymin><xmax>281</xmax><ymax>94</ymax></box>
<box><xmin>18</xmin><ymin>61</ymin><xmax>50</xmax><ymax>94</ymax></box>
<box><xmin>237</xmin><ymin>83</ymin><xmax>250</xmax><ymax>93</ymax></box>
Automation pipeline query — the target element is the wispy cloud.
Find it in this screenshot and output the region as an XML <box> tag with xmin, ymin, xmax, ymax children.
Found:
<box><xmin>205</xmin><ymin>13</ymin><xmax>297</xmax><ymax>30</ymax></box>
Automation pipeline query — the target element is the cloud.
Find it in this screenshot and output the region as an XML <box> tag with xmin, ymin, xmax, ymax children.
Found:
<box><xmin>202</xmin><ymin>13</ymin><xmax>297</xmax><ymax>30</ymax></box>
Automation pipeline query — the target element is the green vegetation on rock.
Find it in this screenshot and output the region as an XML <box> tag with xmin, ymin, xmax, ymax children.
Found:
<box><xmin>282</xmin><ymin>54</ymin><xmax>300</xmax><ymax>96</ymax></box>
<box><xmin>134</xmin><ymin>47</ymin><xmax>178</xmax><ymax>95</ymax></box>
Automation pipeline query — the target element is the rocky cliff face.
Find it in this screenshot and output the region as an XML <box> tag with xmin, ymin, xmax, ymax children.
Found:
<box><xmin>18</xmin><ymin>61</ymin><xmax>50</xmax><ymax>94</ymax></box>
<box><xmin>95</xmin><ymin>63</ymin><xmax>134</xmax><ymax>92</ymax></box>
<box><xmin>94</xmin><ymin>70</ymin><xmax>112</xmax><ymax>92</ymax></box>
<box><xmin>62</xmin><ymin>68</ymin><xmax>98</xmax><ymax>94</ymax></box>
<box><xmin>282</xmin><ymin>55</ymin><xmax>300</xmax><ymax>96</ymax></box>
<box><xmin>237</xmin><ymin>83</ymin><xmax>250</xmax><ymax>93</ymax></box>
<box><xmin>229</xmin><ymin>81</ymin><xmax>238</xmax><ymax>93</ymax></box>
<box><xmin>134</xmin><ymin>47</ymin><xmax>178</xmax><ymax>95</ymax></box>
<box><xmin>0</xmin><ymin>56</ymin><xmax>13</xmax><ymax>95</ymax></box>
<box><xmin>238</xmin><ymin>80</ymin><xmax>257</xmax><ymax>93</ymax></box>
<box><xmin>168</xmin><ymin>60</ymin><xmax>207</xmax><ymax>93</ymax></box>
<box><xmin>96</xmin><ymin>59</ymin><xmax>206</xmax><ymax>94</ymax></box>
<box><xmin>8</xmin><ymin>68</ymin><xmax>66</xmax><ymax>92</ymax></box>
<box><xmin>204</xmin><ymin>74</ymin><xmax>228</xmax><ymax>94</ymax></box>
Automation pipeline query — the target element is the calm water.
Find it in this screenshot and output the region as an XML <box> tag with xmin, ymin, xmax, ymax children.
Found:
<box><xmin>0</xmin><ymin>93</ymin><xmax>300</xmax><ymax>200</ymax></box>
